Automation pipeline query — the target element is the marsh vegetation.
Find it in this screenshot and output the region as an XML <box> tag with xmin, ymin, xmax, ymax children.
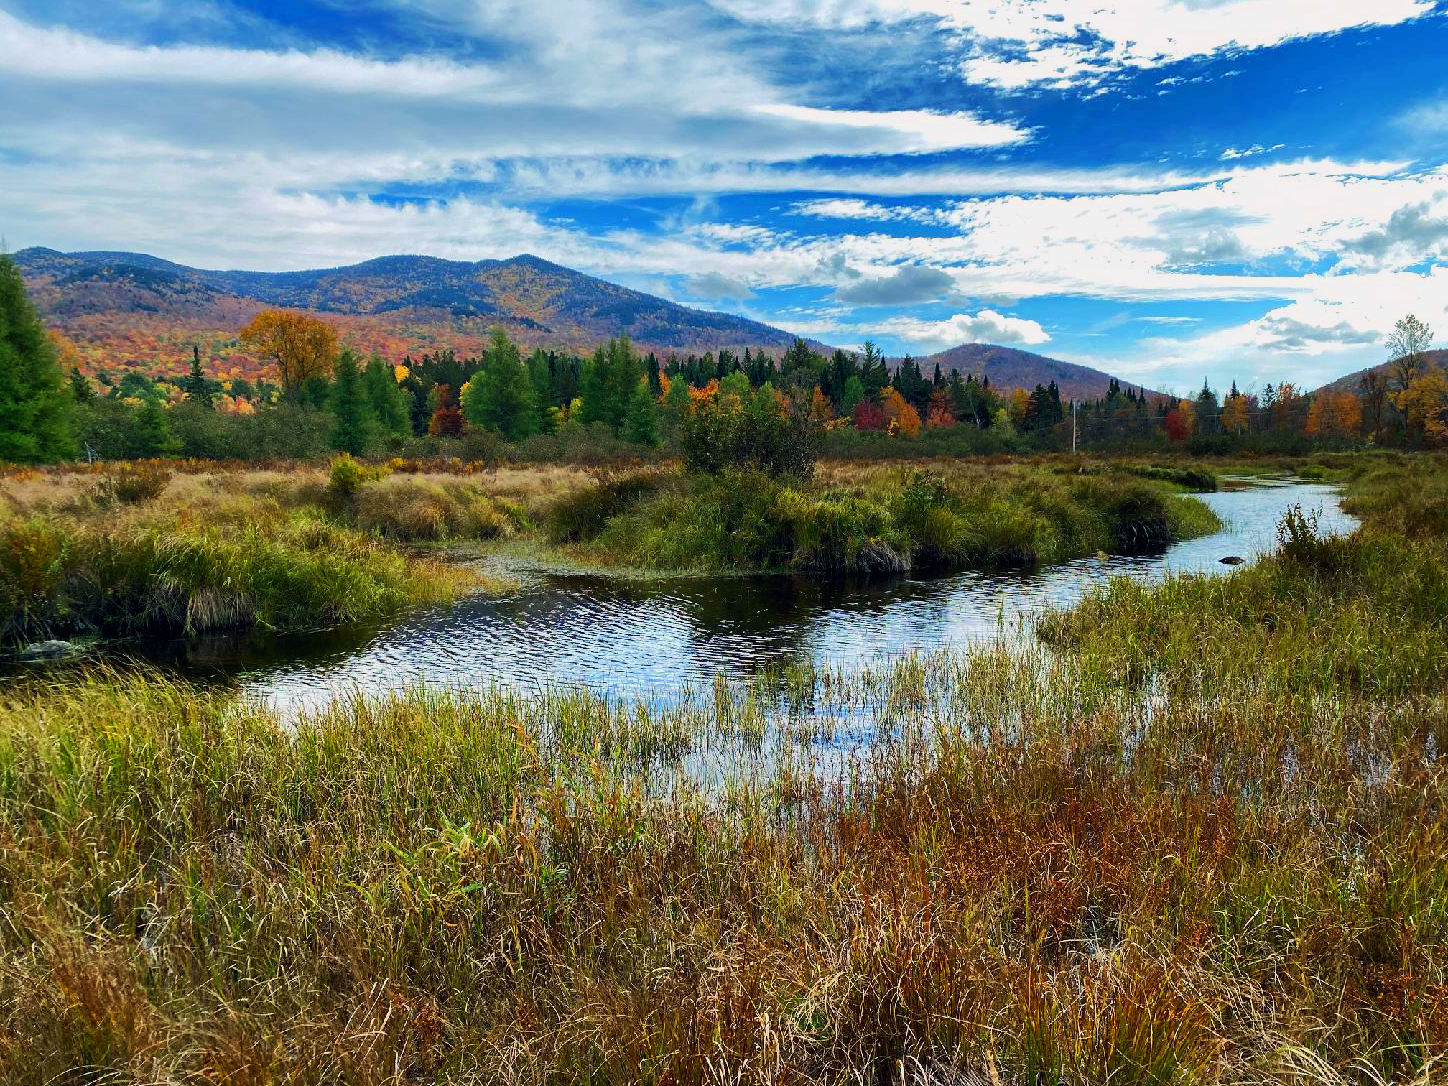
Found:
<box><xmin>0</xmin><ymin>455</ymin><xmax>1443</xmax><ymax>1084</ymax></box>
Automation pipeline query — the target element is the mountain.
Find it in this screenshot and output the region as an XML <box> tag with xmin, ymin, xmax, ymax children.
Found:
<box><xmin>1312</xmin><ymin>351</ymin><xmax>1448</xmax><ymax>395</ymax></box>
<box><xmin>14</xmin><ymin>247</ymin><xmax>810</xmax><ymax>377</ymax></box>
<box><xmin>911</xmin><ymin>343</ymin><xmax>1161</xmax><ymax>402</ymax></box>
<box><xmin>16</xmin><ymin>247</ymin><xmax>1149</xmax><ymax>399</ymax></box>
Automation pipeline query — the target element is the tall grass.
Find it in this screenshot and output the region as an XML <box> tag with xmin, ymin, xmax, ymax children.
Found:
<box><xmin>0</xmin><ymin>512</ymin><xmax>472</xmax><ymax>645</ymax></box>
<box><xmin>0</xmin><ymin>640</ymin><xmax>1442</xmax><ymax>1083</ymax></box>
<box><xmin>1</xmin><ymin>455</ymin><xmax>1443</xmax><ymax>1082</ymax></box>
<box><xmin>551</xmin><ymin>463</ymin><xmax>1222</xmax><ymax>574</ymax></box>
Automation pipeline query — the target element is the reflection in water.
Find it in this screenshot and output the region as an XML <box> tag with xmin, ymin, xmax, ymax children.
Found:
<box><xmin>155</xmin><ymin>482</ymin><xmax>1354</xmax><ymax>716</ymax></box>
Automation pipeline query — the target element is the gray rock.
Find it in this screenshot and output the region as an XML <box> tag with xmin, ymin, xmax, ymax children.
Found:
<box><xmin>19</xmin><ymin>639</ymin><xmax>78</xmax><ymax>661</ymax></box>
<box><xmin>1219</xmin><ymin>556</ymin><xmax>1246</xmax><ymax>565</ymax></box>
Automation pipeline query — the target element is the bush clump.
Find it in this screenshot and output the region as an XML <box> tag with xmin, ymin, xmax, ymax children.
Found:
<box><xmin>544</xmin><ymin>470</ymin><xmax>667</xmax><ymax>544</ymax></box>
<box><xmin>353</xmin><ymin>476</ymin><xmax>515</xmax><ymax>542</ymax></box>
<box><xmin>0</xmin><ymin>513</ymin><xmax>467</xmax><ymax>646</ymax></box>
<box><xmin>680</xmin><ymin>386</ymin><xmax>820</xmax><ymax>478</ymax></box>
<box><xmin>93</xmin><ymin>462</ymin><xmax>173</xmax><ymax>505</ymax></box>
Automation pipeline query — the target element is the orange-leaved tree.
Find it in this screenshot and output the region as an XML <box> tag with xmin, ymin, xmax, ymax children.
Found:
<box><xmin>1330</xmin><ymin>392</ymin><xmax>1361</xmax><ymax>437</ymax></box>
<box><xmin>1222</xmin><ymin>394</ymin><xmax>1250</xmax><ymax>436</ymax></box>
<box><xmin>1397</xmin><ymin>370</ymin><xmax>1448</xmax><ymax>445</ymax></box>
<box><xmin>239</xmin><ymin>310</ymin><xmax>338</xmax><ymax>393</ymax></box>
<box><xmin>881</xmin><ymin>387</ymin><xmax>922</xmax><ymax>438</ymax></box>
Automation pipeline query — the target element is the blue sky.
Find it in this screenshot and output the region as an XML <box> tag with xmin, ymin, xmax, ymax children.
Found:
<box><xmin>3</xmin><ymin>1</ymin><xmax>1448</xmax><ymax>392</ymax></box>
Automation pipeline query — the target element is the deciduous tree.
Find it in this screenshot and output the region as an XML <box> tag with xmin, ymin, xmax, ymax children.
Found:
<box><xmin>1386</xmin><ymin>314</ymin><xmax>1433</xmax><ymax>391</ymax></box>
<box><xmin>239</xmin><ymin>310</ymin><xmax>339</xmax><ymax>393</ymax></box>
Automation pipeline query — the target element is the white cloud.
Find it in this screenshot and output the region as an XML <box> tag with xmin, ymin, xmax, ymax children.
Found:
<box><xmin>876</xmin><ymin>309</ymin><xmax>1051</xmax><ymax>348</ymax></box>
<box><xmin>711</xmin><ymin>0</ymin><xmax>1436</xmax><ymax>89</ymax></box>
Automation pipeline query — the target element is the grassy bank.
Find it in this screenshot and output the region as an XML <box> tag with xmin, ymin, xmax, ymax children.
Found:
<box><xmin>0</xmin><ymin>465</ymin><xmax>506</xmax><ymax>646</ymax></box>
<box><xmin>1038</xmin><ymin>455</ymin><xmax>1448</xmax><ymax>698</ymax></box>
<box><xmin>0</xmin><ymin>456</ymin><xmax>1443</xmax><ymax>1082</ymax></box>
<box><xmin>547</xmin><ymin>462</ymin><xmax>1222</xmax><ymax>573</ymax></box>
<box><xmin>1</xmin><ymin>651</ymin><xmax>1442</xmax><ymax>1082</ymax></box>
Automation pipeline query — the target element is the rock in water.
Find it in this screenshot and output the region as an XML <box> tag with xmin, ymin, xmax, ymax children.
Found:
<box><xmin>1219</xmin><ymin>556</ymin><xmax>1246</xmax><ymax>565</ymax></box>
<box><xmin>19</xmin><ymin>639</ymin><xmax>77</xmax><ymax>661</ymax></box>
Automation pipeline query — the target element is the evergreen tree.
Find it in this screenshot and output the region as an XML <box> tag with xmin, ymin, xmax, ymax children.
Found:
<box><xmin>602</xmin><ymin>336</ymin><xmax>643</xmax><ymax>435</ymax></box>
<box><xmin>329</xmin><ymin>349</ymin><xmax>378</xmax><ymax>455</ymax></box>
<box><xmin>461</xmin><ymin>328</ymin><xmax>538</xmax><ymax>441</ymax></box>
<box><xmin>526</xmin><ymin>350</ymin><xmax>555</xmax><ymax>434</ymax></box>
<box><xmin>578</xmin><ymin>347</ymin><xmax>611</xmax><ymax>428</ymax></box>
<box><xmin>0</xmin><ymin>253</ymin><xmax>74</xmax><ymax>461</ymax></box>
<box><xmin>70</xmin><ymin>367</ymin><xmax>94</xmax><ymax>403</ymax></box>
<box><xmin>840</xmin><ymin>375</ymin><xmax>866</xmax><ymax>415</ymax></box>
<box><xmin>625</xmin><ymin>378</ymin><xmax>659</xmax><ymax>445</ymax></box>
<box><xmin>182</xmin><ymin>345</ymin><xmax>214</xmax><ymax>408</ymax></box>
<box><xmin>362</xmin><ymin>355</ymin><xmax>409</xmax><ymax>438</ymax></box>
<box><xmin>134</xmin><ymin>394</ymin><xmax>180</xmax><ymax>457</ymax></box>
<box><xmin>860</xmin><ymin>341</ymin><xmax>889</xmax><ymax>396</ymax></box>
<box><xmin>646</xmin><ymin>352</ymin><xmax>662</xmax><ymax>396</ymax></box>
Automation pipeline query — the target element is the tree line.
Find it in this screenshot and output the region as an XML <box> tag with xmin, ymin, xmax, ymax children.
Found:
<box><xmin>4</xmin><ymin>248</ymin><xmax>1447</xmax><ymax>463</ymax></box>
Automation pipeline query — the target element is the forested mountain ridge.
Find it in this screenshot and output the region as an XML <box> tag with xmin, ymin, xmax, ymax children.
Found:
<box><xmin>912</xmin><ymin>343</ymin><xmax>1163</xmax><ymax>402</ymax></box>
<box><xmin>15</xmin><ymin>248</ymin><xmax>810</xmax><ymax>371</ymax></box>
<box><xmin>19</xmin><ymin>246</ymin><xmax>1140</xmax><ymax>399</ymax></box>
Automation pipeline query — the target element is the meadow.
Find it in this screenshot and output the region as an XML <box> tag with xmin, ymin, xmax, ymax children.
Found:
<box><xmin>0</xmin><ymin>454</ymin><xmax>1443</xmax><ymax>1083</ymax></box>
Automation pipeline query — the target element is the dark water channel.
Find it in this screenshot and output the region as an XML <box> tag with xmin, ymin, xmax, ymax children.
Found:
<box><xmin>151</xmin><ymin>481</ymin><xmax>1354</xmax><ymax>716</ymax></box>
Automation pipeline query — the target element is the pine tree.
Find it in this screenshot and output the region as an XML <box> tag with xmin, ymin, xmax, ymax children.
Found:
<box><xmin>460</xmin><ymin>328</ymin><xmax>538</xmax><ymax>441</ymax></box>
<box><xmin>183</xmin><ymin>345</ymin><xmax>214</xmax><ymax>408</ymax></box>
<box><xmin>626</xmin><ymin>378</ymin><xmax>659</xmax><ymax>445</ymax></box>
<box><xmin>362</xmin><ymin>355</ymin><xmax>409</xmax><ymax>438</ymax></box>
<box><xmin>0</xmin><ymin>253</ymin><xmax>74</xmax><ymax>461</ymax></box>
<box><xmin>134</xmin><ymin>395</ymin><xmax>180</xmax><ymax>457</ymax></box>
<box><xmin>329</xmin><ymin>348</ymin><xmax>378</xmax><ymax>455</ymax></box>
<box><xmin>70</xmin><ymin>367</ymin><xmax>94</xmax><ymax>403</ymax></box>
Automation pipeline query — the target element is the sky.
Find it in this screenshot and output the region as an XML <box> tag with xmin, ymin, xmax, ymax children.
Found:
<box><xmin>3</xmin><ymin>1</ymin><xmax>1448</xmax><ymax>393</ymax></box>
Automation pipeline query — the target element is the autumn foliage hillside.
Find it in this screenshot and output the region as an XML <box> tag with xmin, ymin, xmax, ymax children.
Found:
<box><xmin>15</xmin><ymin>247</ymin><xmax>812</xmax><ymax>383</ymax></box>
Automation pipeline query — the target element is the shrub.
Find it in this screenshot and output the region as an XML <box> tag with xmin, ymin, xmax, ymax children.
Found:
<box><xmin>544</xmin><ymin>470</ymin><xmax>666</xmax><ymax>544</ymax></box>
<box><xmin>327</xmin><ymin>453</ymin><xmax>373</xmax><ymax>499</ymax></box>
<box><xmin>354</xmin><ymin>477</ymin><xmax>511</xmax><ymax>542</ymax></box>
<box><xmin>93</xmin><ymin>462</ymin><xmax>173</xmax><ymax>505</ymax></box>
<box><xmin>680</xmin><ymin>388</ymin><xmax>819</xmax><ymax>478</ymax></box>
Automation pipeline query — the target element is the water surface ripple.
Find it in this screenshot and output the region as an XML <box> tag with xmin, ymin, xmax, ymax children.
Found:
<box><xmin>198</xmin><ymin>481</ymin><xmax>1353</xmax><ymax>715</ymax></box>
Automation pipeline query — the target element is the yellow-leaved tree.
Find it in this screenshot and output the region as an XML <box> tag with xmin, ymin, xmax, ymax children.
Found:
<box><xmin>1222</xmin><ymin>394</ymin><xmax>1250</xmax><ymax>435</ymax></box>
<box><xmin>1397</xmin><ymin>370</ymin><xmax>1448</xmax><ymax>445</ymax></box>
<box><xmin>239</xmin><ymin>310</ymin><xmax>338</xmax><ymax>393</ymax></box>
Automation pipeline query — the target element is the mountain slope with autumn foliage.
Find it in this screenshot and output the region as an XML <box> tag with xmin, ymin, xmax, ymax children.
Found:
<box><xmin>19</xmin><ymin>246</ymin><xmax>1142</xmax><ymax>399</ymax></box>
<box><xmin>15</xmin><ymin>247</ymin><xmax>809</xmax><ymax>381</ymax></box>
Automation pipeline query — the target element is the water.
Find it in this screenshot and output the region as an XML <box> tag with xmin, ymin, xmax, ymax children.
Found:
<box><xmin>153</xmin><ymin>482</ymin><xmax>1355</xmax><ymax>716</ymax></box>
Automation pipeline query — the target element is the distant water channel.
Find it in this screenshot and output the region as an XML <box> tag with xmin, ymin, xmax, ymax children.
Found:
<box><xmin>152</xmin><ymin>481</ymin><xmax>1355</xmax><ymax>716</ymax></box>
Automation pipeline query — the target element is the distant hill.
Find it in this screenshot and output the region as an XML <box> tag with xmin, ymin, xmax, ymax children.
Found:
<box><xmin>16</xmin><ymin>247</ymin><xmax>1150</xmax><ymax>399</ymax></box>
<box><xmin>910</xmin><ymin>343</ymin><xmax>1161</xmax><ymax>402</ymax></box>
<box><xmin>1313</xmin><ymin>350</ymin><xmax>1448</xmax><ymax>395</ymax></box>
<box><xmin>14</xmin><ymin>247</ymin><xmax>811</xmax><ymax>378</ymax></box>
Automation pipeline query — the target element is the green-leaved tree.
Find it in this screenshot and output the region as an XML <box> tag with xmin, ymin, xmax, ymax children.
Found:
<box><xmin>626</xmin><ymin>378</ymin><xmax>659</xmax><ymax>445</ymax></box>
<box><xmin>0</xmin><ymin>254</ymin><xmax>74</xmax><ymax>461</ymax></box>
<box><xmin>329</xmin><ymin>349</ymin><xmax>377</xmax><ymax>455</ymax></box>
<box><xmin>363</xmin><ymin>355</ymin><xmax>410</xmax><ymax>439</ymax></box>
<box><xmin>461</xmin><ymin>328</ymin><xmax>538</xmax><ymax>441</ymax></box>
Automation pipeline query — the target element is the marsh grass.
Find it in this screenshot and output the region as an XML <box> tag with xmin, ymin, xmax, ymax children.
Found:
<box><xmin>551</xmin><ymin>463</ymin><xmax>1222</xmax><ymax>574</ymax></box>
<box><xmin>1</xmin><ymin>454</ymin><xmax>1444</xmax><ymax>1083</ymax></box>
<box><xmin>1</xmin><ymin>631</ymin><xmax>1443</xmax><ymax>1084</ymax></box>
